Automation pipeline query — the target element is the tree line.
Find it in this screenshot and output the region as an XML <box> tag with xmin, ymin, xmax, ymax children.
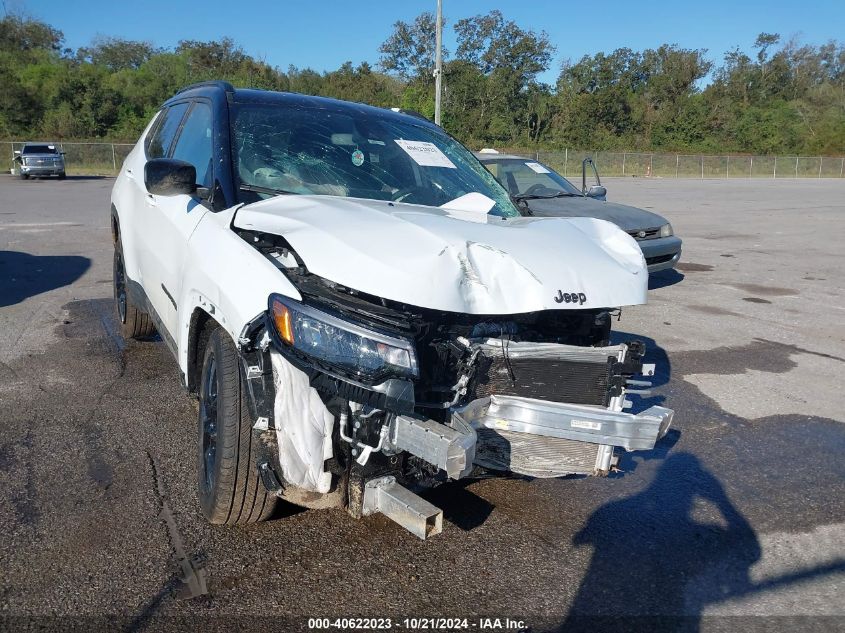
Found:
<box><xmin>1</xmin><ymin>12</ymin><xmax>843</xmax><ymax>155</ymax></box>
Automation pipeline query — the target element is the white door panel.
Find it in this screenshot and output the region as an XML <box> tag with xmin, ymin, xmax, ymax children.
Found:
<box><xmin>151</xmin><ymin>193</ymin><xmax>208</xmax><ymax>335</ymax></box>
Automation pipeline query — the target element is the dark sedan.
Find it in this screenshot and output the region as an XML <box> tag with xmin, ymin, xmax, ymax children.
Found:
<box><xmin>477</xmin><ymin>152</ymin><xmax>682</xmax><ymax>273</ymax></box>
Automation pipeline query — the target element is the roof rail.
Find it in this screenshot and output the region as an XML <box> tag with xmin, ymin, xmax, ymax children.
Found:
<box><xmin>175</xmin><ymin>80</ymin><xmax>235</xmax><ymax>95</ymax></box>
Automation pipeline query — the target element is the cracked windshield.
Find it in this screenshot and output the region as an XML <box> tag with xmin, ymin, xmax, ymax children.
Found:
<box><xmin>231</xmin><ymin>102</ymin><xmax>520</xmax><ymax>217</ymax></box>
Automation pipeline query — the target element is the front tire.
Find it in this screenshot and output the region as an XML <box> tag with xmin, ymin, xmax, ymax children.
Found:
<box><xmin>58</xmin><ymin>172</ymin><xmax>66</xmax><ymax>180</ymax></box>
<box><xmin>197</xmin><ymin>326</ymin><xmax>276</xmax><ymax>525</ymax></box>
<box><xmin>113</xmin><ymin>247</ymin><xmax>156</xmax><ymax>339</ymax></box>
<box><xmin>18</xmin><ymin>172</ymin><xmax>28</xmax><ymax>180</ymax></box>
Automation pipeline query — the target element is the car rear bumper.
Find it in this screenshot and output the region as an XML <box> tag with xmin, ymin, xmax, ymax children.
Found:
<box><xmin>639</xmin><ymin>236</ymin><xmax>682</xmax><ymax>272</ymax></box>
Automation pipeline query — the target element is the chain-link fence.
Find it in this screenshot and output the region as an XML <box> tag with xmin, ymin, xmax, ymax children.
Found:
<box><xmin>496</xmin><ymin>148</ymin><xmax>845</xmax><ymax>179</ymax></box>
<box><xmin>3</xmin><ymin>141</ymin><xmax>135</xmax><ymax>176</ymax></box>
<box><xmin>4</xmin><ymin>140</ymin><xmax>845</xmax><ymax>179</ymax></box>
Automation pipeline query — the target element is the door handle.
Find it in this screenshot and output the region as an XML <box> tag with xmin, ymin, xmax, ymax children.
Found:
<box><xmin>146</xmin><ymin>193</ymin><xmax>157</xmax><ymax>208</ymax></box>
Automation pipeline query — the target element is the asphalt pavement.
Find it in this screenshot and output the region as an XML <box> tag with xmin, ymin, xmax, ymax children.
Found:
<box><xmin>0</xmin><ymin>174</ymin><xmax>843</xmax><ymax>632</ymax></box>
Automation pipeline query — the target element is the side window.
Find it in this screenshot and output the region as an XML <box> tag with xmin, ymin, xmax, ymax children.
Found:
<box><xmin>146</xmin><ymin>102</ymin><xmax>190</xmax><ymax>159</ymax></box>
<box><xmin>143</xmin><ymin>110</ymin><xmax>165</xmax><ymax>156</ymax></box>
<box><xmin>170</xmin><ymin>101</ymin><xmax>213</xmax><ymax>188</ymax></box>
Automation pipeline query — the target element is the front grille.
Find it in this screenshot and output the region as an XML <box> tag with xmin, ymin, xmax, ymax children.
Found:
<box><xmin>470</xmin><ymin>344</ymin><xmax>615</xmax><ymax>406</ymax></box>
<box><xmin>627</xmin><ymin>227</ymin><xmax>661</xmax><ymax>240</ymax></box>
<box><xmin>475</xmin><ymin>428</ymin><xmax>600</xmax><ymax>477</ymax></box>
<box><xmin>646</xmin><ymin>253</ymin><xmax>675</xmax><ymax>265</ymax></box>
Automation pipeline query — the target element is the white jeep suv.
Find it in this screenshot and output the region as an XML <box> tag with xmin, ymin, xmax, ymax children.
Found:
<box><xmin>110</xmin><ymin>81</ymin><xmax>672</xmax><ymax>538</ymax></box>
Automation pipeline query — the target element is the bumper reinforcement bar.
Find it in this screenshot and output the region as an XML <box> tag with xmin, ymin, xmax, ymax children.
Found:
<box><xmin>454</xmin><ymin>395</ymin><xmax>673</xmax><ymax>451</ymax></box>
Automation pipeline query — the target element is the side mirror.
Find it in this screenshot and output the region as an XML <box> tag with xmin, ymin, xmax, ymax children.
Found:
<box><xmin>144</xmin><ymin>158</ymin><xmax>196</xmax><ymax>196</ymax></box>
<box><xmin>586</xmin><ymin>185</ymin><xmax>607</xmax><ymax>199</ymax></box>
<box><xmin>581</xmin><ymin>157</ymin><xmax>603</xmax><ymax>198</ymax></box>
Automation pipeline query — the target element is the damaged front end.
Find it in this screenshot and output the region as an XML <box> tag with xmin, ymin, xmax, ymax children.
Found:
<box><xmin>234</xmin><ymin>229</ymin><xmax>672</xmax><ymax>539</ymax></box>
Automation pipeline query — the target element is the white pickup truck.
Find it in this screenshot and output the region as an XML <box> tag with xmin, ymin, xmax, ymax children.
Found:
<box><xmin>110</xmin><ymin>81</ymin><xmax>672</xmax><ymax>539</ymax></box>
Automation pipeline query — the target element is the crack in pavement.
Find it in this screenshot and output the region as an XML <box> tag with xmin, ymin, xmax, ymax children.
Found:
<box><xmin>145</xmin><ymin>452</ymin><xmax>208</xmax><ymax>602</ymax></box>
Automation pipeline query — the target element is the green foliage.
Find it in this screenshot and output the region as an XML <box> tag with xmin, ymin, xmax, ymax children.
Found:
<box><xmin>0</xmin><ymin>12</ymin><xmax>842</xmax><ymax>155</ymax></box>
<box><xmin>0</xmin><ymin>14</ymin><xmax>63</xmax><ymax>53</ymax></box>
<box><xmin>378</xmin><ymin>12</ymin><xmax>441</xmax><ymax>82</ymax></box>
<box><xmin>77</xmin><ymin>36</ymin><xmax>161</xmax><ymax>71</ymax></box>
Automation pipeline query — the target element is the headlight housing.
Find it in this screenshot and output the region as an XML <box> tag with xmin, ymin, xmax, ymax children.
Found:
<box><xmin>269</xmin><ymin>294</ymin><xmax>418</xmax><ymax>382</ymax></box>
<box><xmin>659</xmin><ymin>223</ymin><xmax>673</xmax><ymax>237</ymax></box>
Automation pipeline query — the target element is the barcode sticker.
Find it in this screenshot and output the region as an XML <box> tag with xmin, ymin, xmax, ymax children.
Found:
<box><xmin>571</xmin><ymin>420</ymin><xmax>602</xmax><ymax>431</ymax></box>
<box><xmin>395</xmin><ymin>140</ymin><xmax>456</xmax><ymax>168</ymax></box>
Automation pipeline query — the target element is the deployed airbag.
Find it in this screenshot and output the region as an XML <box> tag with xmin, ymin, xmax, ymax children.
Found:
<box><xmin>270</xmin><ymin>350</ymin><xmax>334</xmax><ymax>493</ymax></box>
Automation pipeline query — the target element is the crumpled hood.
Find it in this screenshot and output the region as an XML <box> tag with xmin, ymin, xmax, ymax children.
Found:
<box><xmin>234</xmin><ymin>195</ymin><xmax>647</xmax><ymax>314</ymax></box>
<box><xmin>525</xmin><ymin>196</ymin><xmax>668</xmax><ymax>232</ymax></box>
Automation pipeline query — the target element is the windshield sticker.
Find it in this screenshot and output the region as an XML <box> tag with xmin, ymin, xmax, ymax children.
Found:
<box><xmin>394</xmin><ymin>140</ymin><xmax>456</xmax><ymax>168</ymax></box>
<box><xmin>525</xmin><ymin>162</ymin><xmax>550</xmax><ymax>174</ymax></box>
<box><xmin>367</xmin><ymin>139</ymin><xmax>386</xmax><ymax>146</ymax></box>
<box><xmin>351</xmin><ymin>149</ymin><xmax>365</xmax><ymax>167</ymax></box>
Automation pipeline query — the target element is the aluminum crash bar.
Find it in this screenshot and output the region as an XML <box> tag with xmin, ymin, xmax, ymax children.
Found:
<box><xmin>454</xmin><ymin>395</ymin><xmax>673</xmax><ymax>451</ymax></box>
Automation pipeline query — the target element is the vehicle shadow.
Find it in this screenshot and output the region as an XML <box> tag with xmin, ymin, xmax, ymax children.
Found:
<box><xmin>649</xmin><ymin>269</ymin><xmax>685</xmax><ymax>290</ymax></box>
<box><xmin>0</xmin><ymin>251</ymin><xmax>91</xmax><ymax>307</ymax></box>
<box><xmin>425</xmin><ymin>479</ymin><xmax>496</xmax><ymax>531</ymax></box>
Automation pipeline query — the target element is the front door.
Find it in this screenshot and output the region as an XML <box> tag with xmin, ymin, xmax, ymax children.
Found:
<box><xmin>146</xmin><ymin>100</ymin><xmax>214</xmax><ymax>338</ymax></box>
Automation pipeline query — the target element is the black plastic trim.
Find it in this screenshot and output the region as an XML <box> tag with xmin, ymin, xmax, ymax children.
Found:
<box><xmin>125</xmin><ymin>278</ymin><xmax>178</xmax><ymax>360</ymax></box>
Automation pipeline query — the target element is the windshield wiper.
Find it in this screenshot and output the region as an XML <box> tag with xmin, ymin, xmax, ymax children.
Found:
<box><xmin>239</xmin><ymin>184</ymin><xmax>298</xmax><ymax>197</ymax></box>
<box><xmin>513</xmin><ymin>192</ymin><xmax>578</xmax><ymax>201</ymax></box>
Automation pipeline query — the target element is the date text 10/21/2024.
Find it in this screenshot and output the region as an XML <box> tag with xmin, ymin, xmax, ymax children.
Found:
<box><xmin>307</xmin><ymin>617</ymin><xmax>528</xmax><ymax>630</ymax></box>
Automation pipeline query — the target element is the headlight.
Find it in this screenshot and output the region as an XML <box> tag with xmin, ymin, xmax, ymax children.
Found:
<box><xmin>269</xmin><ymin>294</ymin><xmax>418</xmax><ymax>382</ymax></box>
<box><xmin>659</xmin><ymin>223</ymin><xmax>673</xmax><ymax>237</ymax></box>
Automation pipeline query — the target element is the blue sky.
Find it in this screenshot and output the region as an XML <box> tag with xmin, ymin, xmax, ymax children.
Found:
<box><xmin>12</xmin><ymin>0</ymin><xmax>845</xmax><ymax>85</ymax></box>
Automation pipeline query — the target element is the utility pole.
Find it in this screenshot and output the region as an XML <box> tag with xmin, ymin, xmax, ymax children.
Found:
<box><xmin>434</xmin><ymin>0</ymin><xmax>443</xmax><ymax>126</ymax></box>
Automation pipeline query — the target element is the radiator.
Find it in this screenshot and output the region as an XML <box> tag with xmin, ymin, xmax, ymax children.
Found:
<box><xmin>465</xmin><ymin>340</ymin><xmax>629</xmax><ymax>477</ymax></box>
<box><xmin>469</xmin><ymin>340</ymin><xmax>625</xmax><ymax>406</ymax></box>
<box><xmin>474</xmin><ymin>428</ymin><xmax>601</xmax><ymax>477</ymax></box>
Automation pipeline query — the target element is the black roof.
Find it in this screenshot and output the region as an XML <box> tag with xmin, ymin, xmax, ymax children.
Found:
<box><xmin>474</xmin><ymin>153</ymin><xmax>535</xmax><ymax>162</ymax></box>
<box><xmin>167</xmin><ymin>82</ymin><xmax>438</xmax><ymax>130</ymax></box>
